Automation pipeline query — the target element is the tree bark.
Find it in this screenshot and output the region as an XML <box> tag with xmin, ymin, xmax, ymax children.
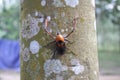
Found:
<box><xmin>20</xmin><ymin>0</ymin><xmax>99</xmax><ymax>80</ymax></box>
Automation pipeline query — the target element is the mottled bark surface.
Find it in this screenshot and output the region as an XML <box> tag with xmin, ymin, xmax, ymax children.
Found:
<box><xmin>20</xmin><ymin>0</ymin><xmax>99</xmax><ymax>80</ymax></box>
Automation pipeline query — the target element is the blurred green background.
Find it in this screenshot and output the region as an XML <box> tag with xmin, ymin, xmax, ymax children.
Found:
<box><xmin>0</xmin><ymin>0</ymin><xmax>120</xmax><ymax>75</ymax></box>
<box><xmin>0</xmin><ymin>0</ymin><xmax>19</xmax><ymax>40</ymax></box>
<box><xmin>96</xmin><ymin>0</ymin><xmax>120</xmax><ymax>75</ymax></box>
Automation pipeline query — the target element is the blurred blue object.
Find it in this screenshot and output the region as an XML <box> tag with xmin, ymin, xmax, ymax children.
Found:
<box><xmin>0</xmin><ymin>39</ymin><xmax>20</xmax><ymax>71</ymax></box>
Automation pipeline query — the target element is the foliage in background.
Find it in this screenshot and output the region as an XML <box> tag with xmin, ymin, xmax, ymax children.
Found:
<box><xmin>96</xmin><ymin>0</ymin><xmax>120</xmax><ymax>75</ymax></box>
<box><xmin>0</xmin><ymin>0</ymin><xmax>19</xmax><ymax>40</ymax></box>
<box><xmin>96</xmin><ymin>0</ymin><xmax>120</xmax><ymax>52</ymax></box>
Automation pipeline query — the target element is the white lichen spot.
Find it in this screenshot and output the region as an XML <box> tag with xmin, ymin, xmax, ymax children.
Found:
<box><xmin>62</xmin><ymin>65</ymin><xmax>68</xmax><ymax>71</ymax></box>
<box><xmin>34</xmin><ymin>11</ymin><xmax>39</xmax><ymax>16</ymax></box>
<box><xmin>37</xmin><ymin>17</ymin><xmax>44</xmax><ymax>23</ymax></box>
<box><xmin>56</xmin><ymin>75</ymin><xmax>64</xmax><ymax>80</ymax></box>
<box><xmin>94</xmin><ymin>20</ymin><xmax>96</xmax><ymax>31</ymax></box>
<box><xmin>38</xmin><ymin>12</ymin><xmax>44</xmax><ymax>17</ymax></box>
<box><xmin>41</xmin><ymin>0</ymin><xmax>46</xmax><ymax>6</ymax></box>
<box><xmin>80</xmin><ymin>76</ymin><xmax>84</xmax><ymax>78</ymax></box>
<box><xmin>91</xmin><ymin>0</ymin><xmax>95</xmax><ymax>7</ymax></box>
<box><xmin>35</xmin><ymin>12</ymin><xmax>44</xmax><ymax>23</ymax></box>
<box><xmin>64</xmin><ymin>0</ymin><xmax>79</xmax><ymax>8</ymax></box>
<box><xmin>70</xmin><ymin>59</ymin><xmax>84</xmax><ymax>75</ymax></box>
<box><xmin>65</xmin><ymin>28</ymin><xmax>68</xmax><ymax>32</ymax></box>
<box><xmin>68</xmin><ymin>76</ymin><xmax>76</xmax><ymax>80</ymax></box>
<box><xmin>36</xmin><ymin>54</ymin><xmax>39</xmax><ymax>58</ymax></box>
<box><xmin>61</xmin><ymin>29</ymin><xmax>65</xmax><ymax>33</ymax></box>
<box><xmin>94</xmin><ymin>71</ymin><xmax>97</xmax><ymax>75</ymax></box>
<box><xmin>21</xmin><ymin>14</ymin><xmax>40</xmax><ymax>39</ymax></box>
<box><xmin>44</xmin><ymin>59</ymin><xmax>67</xmax><ymax>77</ymax></box>
<box><xmin>22</xmin><ymin>48</ymin><xmax>30</xmax><ymax>62</ymax></box>
<box><xmin>29</xmin><ymin>40</ymin><xmax>41</xmax><ymax>54</ymax></box>
<box><xmin>32</xmin><ymin>11</ymin><xmax>44</xmax><ymax>19</ymax></box>
<box><xmin>49</xmin><ymin>28</ymin><xmax>52</xmax><ymax>33</ymax></box>
<box><xmin>47</xmin><ymin>16</ymin><xmax>51</xmax><ymax>22</ymax></box>
<box><xmin>53</xmin><ymin>0</ymin><xmax>65</xmax><ymax>7</ymax></box>
<box><xmin>61</xmin><ymin>12</ymin><xmax>65</xmax><ymax>17</ymax></box>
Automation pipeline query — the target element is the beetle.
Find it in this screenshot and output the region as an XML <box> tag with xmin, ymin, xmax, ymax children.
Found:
<box><xmin>44</xmin><ymin>17</ymin><xmax>78</xmax><ymax>58</ymax></box>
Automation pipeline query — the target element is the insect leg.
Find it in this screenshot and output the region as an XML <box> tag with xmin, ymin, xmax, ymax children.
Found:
<box><xmin>51</xmin><ymin>48</ymin><xmax>57</xmax><ymax>59</ymax></box>
<box><xmin>66</xmin><ymin>47</ymin><xmax>77</xmax><ymax>56</ymax></box>
<box><xmin>65</xmin><ymin>38</ymin><xmax>73</xmax><ymax>44</ymax></box>
<box><xmin>44</xmin><ymin>18</ymin><xmax>55</xmax><ymax>39</ymax></box>
<box><xmin>43</xmin><ymin>40</ymin><xmax>56</xmax><ymax>47</ymax></box>
<box><xmin>65</xmin><ymin>17</ymin><xmax>79</xmax><ymax>38</ymax></box>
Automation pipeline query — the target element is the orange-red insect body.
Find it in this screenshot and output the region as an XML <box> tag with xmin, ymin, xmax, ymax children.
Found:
<box><xmin>55</xmin><ymin>33</ymin><xmax>66</xmax><ymax>55</ymax></box>
<box><xmin>44</xmin><ymin>17</ymin><xmax>78</xmax><ymax>58</ymax></box>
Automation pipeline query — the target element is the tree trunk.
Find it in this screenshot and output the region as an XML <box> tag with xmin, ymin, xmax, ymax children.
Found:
<box><xmin>20</xmin><ymin>0</ymin><xmax>99</xmax><ymax>80</ymax></box>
